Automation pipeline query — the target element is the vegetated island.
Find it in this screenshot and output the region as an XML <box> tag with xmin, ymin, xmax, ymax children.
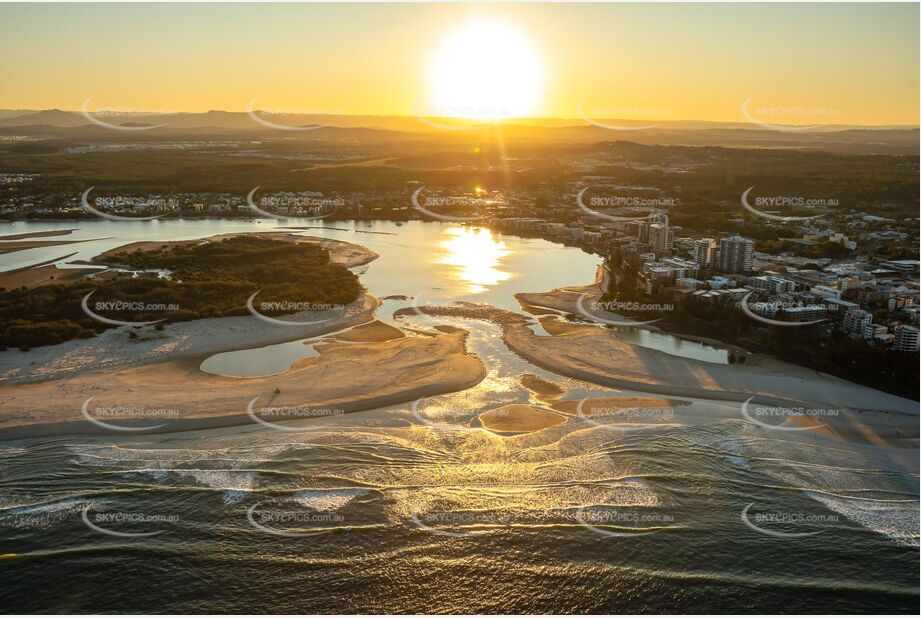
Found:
<box><xmin>0</xmin><ymin>235</ymin><xmax>364</xmax><ymax>350</ymax></box>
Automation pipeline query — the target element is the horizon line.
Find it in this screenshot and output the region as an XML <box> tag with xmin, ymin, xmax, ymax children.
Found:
<box><xmin>2</xmin><ymin>108</ymin><xmax>919</xmax><ymax>130</ymax></box>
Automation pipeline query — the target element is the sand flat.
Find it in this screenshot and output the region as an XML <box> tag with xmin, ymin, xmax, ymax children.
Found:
<box><xmin>0</xmin><ymin>252</ymin><xmax>100</xmax><ymax>289</ymax></box>
<box><xmin>519</xmin><ymin>373</ymin><xmax>564</xmax><ymax>399</ymax></box>
<box><xmin>0</xmin><ymin>229</ymin><xmax>77</xmax><ymax>241</ymax></box>
<box><xmin>554</xmin><ymin>396</ymin><xmax>683</xmax><ymax>416</ymax></box>
<box><xmin>331</xmin><ymin>320</ymin><xmax>404</xmax><ymax>342</ymax></box>
<box><xmin>0</xmin><ymin>239</ymin><xmax>85</xmax><ymax>255</ymax></box>
<box><xmin>0</xmin><ymin>328</ymin><xmax>485</xmax><ymax>436</ymax></box>
<box><xmin>479</xmin><ymin>404</ymin><xmax>566</xmax><ymax>433</ymax></box>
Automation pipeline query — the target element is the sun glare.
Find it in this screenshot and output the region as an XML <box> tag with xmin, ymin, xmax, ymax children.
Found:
<box><xmin>440</xmin><ymin>227</ymin><xmax>511</xmax><ymax>293</ymax></box>
<box><xmin>427</xmin><ymin>20</ymin><xmax>543</xmax><ymax>120</ymax></box>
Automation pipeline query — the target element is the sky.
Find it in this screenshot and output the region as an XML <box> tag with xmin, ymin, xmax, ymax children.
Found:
<box><xmin>0</xmin><ymin>2</ymin><xmax>918</xmax><ymax>125</ymax></box>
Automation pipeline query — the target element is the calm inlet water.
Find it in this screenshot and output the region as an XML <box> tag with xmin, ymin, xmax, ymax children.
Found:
<box><xmin>0</xmin><ymin>219</ymin><xmax>917</xmax><ymax>613</ymax></box>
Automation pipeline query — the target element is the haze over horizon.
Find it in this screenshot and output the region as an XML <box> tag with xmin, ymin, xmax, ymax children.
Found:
<box><xmin>1</xmin><ymin>2</ymin><xmax>918</xmax><ymax>126</ymax></box>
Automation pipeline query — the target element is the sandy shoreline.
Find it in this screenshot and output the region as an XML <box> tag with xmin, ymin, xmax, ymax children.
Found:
<box><xmin>1</xmin><ymin>233</ymin><xmax>917</xmax><ymax>445</ymax></box>
<box><xmin>90</xmin><ymin>231</ymin><xmax>379</xmax><ymax>269</ymax></box>
<box><xmin>0</xmin><ymin>327</ymin><xmax>486</xmax><ymax>438</ymax></box>
<box><xmin>0</xmin><ymin>231</ymin><xmax>379</xmax><ymax>291</ymax></box>
<box><xmin>0</xmin><ymin>232</ymin><xmax>384</xmax><ymax>386</ymax></box>
<box><xmin>0</xmin><ymin>232</ymin><xmax>490</xmax><ymax>438</ymax></box>
<box><xmin>406</xmin><ymin>301</ymin><xmax>918</xmax><ymax>415</ymax></box>
<box><xmin>0</xmin><ymin>228</ymin><xmax>78</xmax><ymax>241</ymax></box>
<box><xmin>478</xmin><ymin>404</ymin><xmax>566</xmax><ymax>434</ymax></box>
<box><xmin>0</xmin><ymin>239</ymin><xmax>86</xmax><ymax>255</ymax></box>
<box><xmin>0</xmin><ymin>253</ymin><xmax>101</xmax><ymax>289</ymax></box>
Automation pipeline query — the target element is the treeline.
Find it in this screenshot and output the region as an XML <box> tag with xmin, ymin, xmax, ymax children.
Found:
<box><xmin>0</xmin><ymin>237</ymin><xmax>362</xmax><ymax>350</ymax></box>
<box><xmin>662</xmin><ymin>297</ymin><xmax>918</xmax><ymax>400</ymax></box>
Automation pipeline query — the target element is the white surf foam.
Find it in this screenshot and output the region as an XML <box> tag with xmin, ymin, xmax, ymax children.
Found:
<box><xmin>805</xmin><ymin>490</ymin><xmax>919</xmax><ymax>547</ymax></box>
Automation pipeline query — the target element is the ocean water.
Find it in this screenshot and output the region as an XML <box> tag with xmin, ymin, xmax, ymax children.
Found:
<box><xmin>0</xmin><ymin>219</ymin><xmax>918</xmax><ymax>613</ymax></box>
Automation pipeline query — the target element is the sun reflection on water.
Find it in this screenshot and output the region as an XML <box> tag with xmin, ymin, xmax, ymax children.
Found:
<box><xmin>439</xmin><ymin>227</ymin><xmax>511</xmax><ymax>294</ymax></box>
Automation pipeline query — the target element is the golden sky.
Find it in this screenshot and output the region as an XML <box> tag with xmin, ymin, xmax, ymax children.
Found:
<box><xmin>0</xmin><ymin>3</ymin><xmax>917</xmax><ymax>125</ymax></box>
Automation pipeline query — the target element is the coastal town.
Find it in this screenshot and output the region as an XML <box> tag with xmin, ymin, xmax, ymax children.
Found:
<box><xmin>4</xmin><ymin>175</ymin><xmax>918</xmax><ymax>357</ymax></box>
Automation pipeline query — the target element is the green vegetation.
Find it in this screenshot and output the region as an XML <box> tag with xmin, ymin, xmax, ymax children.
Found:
<box><xmin>0</xmin><ymin>237</ymin><xmax>361</xmax><ymax>350</ymax></box>
<box><xmin>755</xmin><ymin>239</ymin><xmax>852</xmax><ymax>260</ymax></box>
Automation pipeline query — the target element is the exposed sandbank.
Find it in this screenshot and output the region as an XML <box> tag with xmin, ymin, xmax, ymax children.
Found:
<box><xmin>0</xmin><ymin>328</ymin><xmax>485</xmax><ymax>438</ymax></box>
<box><xmin>0</xmin><ymin>229</ymin><xmax>77</xmax><ymax>241</ymax></box>
<box><xmin>478</xmin><ymin>404</ymin><xmax>566</xmax><ymax>434</ymax></box>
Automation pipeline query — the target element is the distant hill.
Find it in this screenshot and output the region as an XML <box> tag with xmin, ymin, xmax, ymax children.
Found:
<box><xmin>1</xmin><ymin>108</ymin><xmax>89</xmax><ymax>127</ymax></box>
<box><xmin>0</xmin><ymin>109</ymin><xmax>916</xmax><ymax>155</ymax></box>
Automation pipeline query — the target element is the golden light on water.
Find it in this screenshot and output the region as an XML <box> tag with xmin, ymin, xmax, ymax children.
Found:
<box><xmin>439</xmin><ymin>227</ymin><xmax>511</xmax><ymax>293</ymax></box>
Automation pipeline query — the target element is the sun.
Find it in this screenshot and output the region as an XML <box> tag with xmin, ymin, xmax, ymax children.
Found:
<box><xmin>427</xmin><ymin>20</ymin><xmax>543</xmax><ymax>120</ymax></box>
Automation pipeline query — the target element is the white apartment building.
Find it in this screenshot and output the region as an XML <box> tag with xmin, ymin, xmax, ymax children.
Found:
<box><xmin>893</xmin><ymin>324</ymin><xmax>919</xmax><ymax>352</ymax></box>
<box><xmin>719</xmin><ymin>235</ymin><xmax>754</xmax><ymax>274</ymax></box>
<box><xmin>748</xmin><ymin>275</ymin><xmax>796</xmax><ymax>295</ymax></box>
<box><xmin>843</xmin><ymin>309</ymin><xmax>873</xmax><ymax>335</ymax></box>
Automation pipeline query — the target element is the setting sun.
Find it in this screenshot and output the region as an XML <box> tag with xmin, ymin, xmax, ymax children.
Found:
<box><xmin>427</xmin><ymin>20</ymin><xmax>543</xmax><ymax>119</ymax></box>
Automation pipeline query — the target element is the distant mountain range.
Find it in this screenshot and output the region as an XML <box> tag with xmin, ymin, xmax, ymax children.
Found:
<box><xmin>0</xmin><ymin>109</ymin><xmax>917</xmax><ymax>155</ymax></box>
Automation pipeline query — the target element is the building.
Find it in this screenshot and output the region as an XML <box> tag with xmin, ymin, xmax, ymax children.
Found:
<box><xmin>719</xmin><ymin>235</ymin><xmax>754</xmax><ymax>274</ymax></box>
<box><xmin>632</xmin><ymin>221</ymin><xmax>650</xmax><ymax>244</ymax></box>
<box><xmin>748</xmin><ymin>275</ymin><xmax>795</xmax><ymax>295</ymax></box>
<box><xmin>888</xmin><ymin>296</ymin><xmax>917</xmax><ymax>311</ymax></box>
<box><xmin>693</xmin><ymin>238</ymin><xmax>717</xmax><ymax>269</ymax></box>
<box><xmin>661</xmin><ymin>257</ymin><xmax>699</xmax><ymax>279</ymax></box>
<box><xmin>863</xmin><ymin>323</ymin><xmax>888</xmax><ymax>341</ymax></box>
<box><xmin>843</xmin><ymin>309</ymin><xmax>873</xmax><ymax>335</ymax></box>
<box><xmin>782</xmin><ymin>305</ymin><xmax>827</xmax><ymax>322</ymax></box>
<box><xmin>723</xmin><ymin>288</ymin><xmax>750</xmax><ymax>302</ymax></box>
<box><xmin>883</xmin><ymin>260</ymin><xmax>919</xmax><ymax>274</ymax></box>
<box><xmin>708</xmin><ymin>276</ymin><xmax>736</xmax><ymax>290</ymax></box>
<box><xmin>892</xmin><ymin>325</ymin><xmax>919</xmax><ymax>352</ymax></box>
<box><xmin>648</xmin><ymin>223</ymin><xmax>673</xmax><ymax>252</ymax></box>
<box><xmin>676</xmin><ymin>277</ymin><xmax>705</xmax><ymax>289</ymax></box>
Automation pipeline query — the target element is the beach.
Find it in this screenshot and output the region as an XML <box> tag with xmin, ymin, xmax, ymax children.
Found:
<box><xmin>0</xmin><ymin>230</ymin><xmax>917</xmax><ymax>447</ymax></box>
<box><xmin>0</xmin><ymin>233</ymin><xmax>487</xmax><ymax>437</ymax></box>
<box><xmin>0</xmin><ymin>222</ymin><xmax>917</xmax><ymax>614</ymax></box>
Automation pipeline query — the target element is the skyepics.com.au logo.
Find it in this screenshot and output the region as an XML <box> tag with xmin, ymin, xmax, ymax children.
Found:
<box><xmin>576</xmin><ymin>187</ymin><xmax>675</xmax><ymax>222</ymax></box>
<box><xmin>405</xmin><ymin>292</ymin><xmax>469</xmax><ymax>323</ymax></box>
<box><xmin>246</xmin><ymin>399</ymin><xmax>345</xmax><ymax>431</ymax></box>
<box><xmin>409</xmin><ymin>509</ymin><xmax>506</xmax><ymax>537</ymax></box>
<box><xmin>81</xmin><ymin>290</ymin><xmax>178</xmax><ymax>327</ymax></box>
<box><xmin>412</xmin><ymin>99</ymin><xmax>507</xmax><ymax>131</ymax></box>
<box><xmin>82</xmin><ymin>504</ymin><xmax>178</xmax><ymax>538</ymax></box>
<box><xmin>575</xmin><ymin>398</ymin><xmax>676</xmax><ymax>431</ymax></box>
<box><xmin>740</xmin><ymin>398</ymin><xmax>839</xmax><ymax>432</ymax></box>
<box><xmin>576</xmin><ymin>505</ymin><xmax>677</xmax><ymax>538</ymax></box>
<box><xmin>741</xmin><ymin>503</ymin><xmax>838</xmax><ymax>539</ymax></box>
<box><xmin>740</xmin><ymin>292</ymin><xmax>829</xmax><ymax>327</ymax></box>
<box><xmin>245</xmin><ymin>187</ymin><xmax>343</xmax><ymax>220</ymax></box>
<box><xmin>246</xmin><ymin>99</ymin><xmax>342</xmax><ymax>131</ymax></box>
<box><xmin>246</xmin><ymin>291</ymin><xmax>346</xmax><ymax>327</ymax></box>
<box><xmin>246</xmin><ymin>502</ymin><xmax>345</xmax><ymax>537</ymax></box>
<box><xmin>741</xmin><ymin>186</ymin><xmax>831</xmax><ymax>222</ymax></box>
<box><xmin>410</xmin><ymin>396</ymin><xmax>468</xmax><ymax>432</ymax></box>
<box><xmin>81</xmin><ymin>187</ymin><xmax>178</xmax><ymax>221</ymax></box>
<box><xmin>81</xmin><ymin>397</ymin><xmax>180</xmax><ymax>432</ymax></box>
<box><xmin>575</xmin><ymin>292</ymin><xmax>671</xmax><ymax>327</ymax></box>
<box><xmin>411</xmin><ymin>187</ymin><xmax>503</xmax><ymax>222</ymax></box>
<box><xmin>81</xmin><ymin>97</ymin><xmax>175</xmax><ymax>132</ymax></box>
<box><xmin>740</xmin><ymin>97</ymin><xmax>840</xmax><ymax>132</ymax></box>
<box><xmin>577</xmin><ymin>100</ymin><xmax>674</xmax><ymax>131</ymax></box>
